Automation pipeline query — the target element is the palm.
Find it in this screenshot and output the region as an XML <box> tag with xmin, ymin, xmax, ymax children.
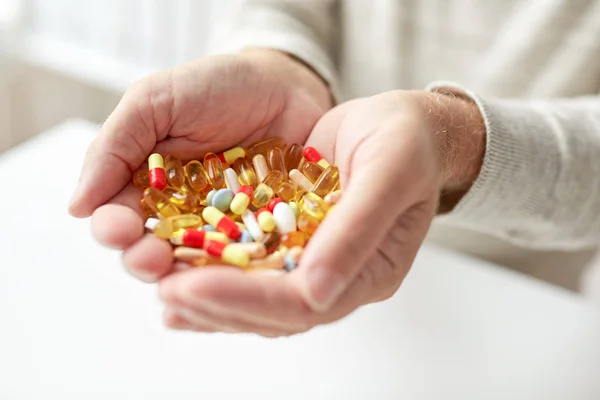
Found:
<box><xmin>69</xmin><ymin>52</ymin><xmax>330</xmax><ymax>282</ymax></box>
<box><xmin>149</xmin><ymin>54</ymin><xmax>327</xmax><ymax>159</ymax></box>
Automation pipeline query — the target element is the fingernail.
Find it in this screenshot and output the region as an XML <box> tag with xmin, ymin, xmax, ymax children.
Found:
<box><xmin>306</xmin><ymin>268</ymin><xmax>346</xmax><ymax>312</ymax></box>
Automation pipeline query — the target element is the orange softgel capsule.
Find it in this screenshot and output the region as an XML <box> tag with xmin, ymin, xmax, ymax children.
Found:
<box><xmin>284</xmin><ymin>143</ymin><xmax>304</xmax><ymax>172</ymax></box>
<box><xmin>233</xmin><ymin>158</ymin><xmax>258</xmax><ymax>187</ymax></box>
<box><xmin>302</xmin><ymin>162</ymin><xmax>324</xmax><ymax>183</ymax></box>
<box><xmin>185</xmin><ymin>160</ymin><xmax>209</xmax><ymax>193</ymax></box>
<box><xmin>133</xmin><ymin>169</ymin><xmax>150</xmax><ymax>189</ymax></box>
<box><xmin>165</xmin><ymin>155</ymin><xmax>185</xmax><ymax>188</ymax></box>
<box><xmin>144</xmin><ymin>187</ymin><xmax>181</xmax><ymax>219</ymax></box>
<box><xmin>245</xmin><ymin>137</ymin><xmax>286</xmax><ymax>158</ymax></box>
<box><xmin>204</xmin><ymin>152</ymin><xmax>225</xmax><ymax>190</ymax></box>
<box><xmin>311</xmin><ymin>166</ymin><xmax>340</xmax><ymax>198</ymax></box>
<box><xmin>268</xmin><ymin>147</ymin><xmax>288</xmax><ymax>182</ymax></box>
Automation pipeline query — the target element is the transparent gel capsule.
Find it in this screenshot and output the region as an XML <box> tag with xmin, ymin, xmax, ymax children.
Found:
<box><xmin>245</xmin><ymin>136</ymin><xmax>286</xmax><ymax>159</ymax></box>
<box><xmin>299</xmin><ymin>192</ymin><xmax>328</xmax><ymax>220</ymax></box>
<box><xmin>165</xmin><ymin>155</ymin><xmax>185</xmax><ymax>188</ymax></box>
<box><xmin>144</xmin><ymin>188</ymin><xmax>181</xmax><ymax>219</ymax></box>
<box><xmin>133</xmin><ymin>169</ymin><xmax>150</xmax><ymax>189</ymax></box>
<box><xmin>154</xmin><ymin>214</ymin><xmax>203</xmax><ymax>239</ymax></box>
<box><xmin>185</xmin><ymin>160</ymin><xmax>210</xmax><ymax>193</ymax></box>
<box><xmin>311</xmin><ymin>166</ymin><xmax>340</xmax><ymax>198</ymax></box>
<box><xmin>284</xmin><ymin>143</ymin><xmax>304</xmax><ymax>172</ymax></box>
<box><xmin>233</xmin><ymin>158</ymin><xmax>258</xmax><ymax>187</ymax></box>
<box><xmin>204</xmin><ymin>152</ymin><xmax>225</xmax><ymax>190</ymax></box>
<box><xmin>268</xmin><ymin>147</ymin><xmax>288</xmax><ymax>182</ymax></box>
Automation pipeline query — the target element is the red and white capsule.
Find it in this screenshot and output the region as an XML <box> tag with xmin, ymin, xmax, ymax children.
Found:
<box><xmin>148</xmin><ymin>153</ymin><xmax>167</xmax><ymax>190</ymax></box>
<box><xmin>230</xmin><ymin>185</ymin><xmax>254</xmax><ymax>215</ymax></box>
<box><xmin>204</xmin><ymin>240</ymin><xmax>250</xmax><ymax>268</ymax></box>
<box><xmin>202</xmin><ymin>206</ymin><xmax>242</xmax><ymax>240</ymax></box>
<box><xmin>169</xmin><ymin>229</ymin><xmax>229</xmax><ymax>247</ymax></box>
<box><xmin>303</xmin><ymin>147</ymin><xmax>330</xmax><ymax>169</ymax></box>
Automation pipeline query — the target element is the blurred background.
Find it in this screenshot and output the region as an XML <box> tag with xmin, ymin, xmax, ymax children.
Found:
<box><xmin>0</xmin><ymin>0</ymin><xmax>228</xmax><ymax>153</ymax></box>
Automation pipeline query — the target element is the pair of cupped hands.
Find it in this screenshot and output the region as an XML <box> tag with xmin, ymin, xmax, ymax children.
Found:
<box><xmin>68</xmin><ymin>49</ymin><xmax>484</xmax><ymax>337</ymax></box>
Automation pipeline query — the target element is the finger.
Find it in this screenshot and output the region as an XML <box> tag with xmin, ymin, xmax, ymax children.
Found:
<box><xmin>304</xmin><ymin>99</ymin><xmax>364</xmax><ymax>159</ymax></box>
<box><xmin>159</xmin><ymin>267</ymin><xmax>312</xmax><ymax>332</ymax></box>
<box><xmin>295</xmin><ymin>121</ymin><xmax>428</xmax><ymax>312</ymax></box>
<box><xmin>173</xmin><ymin>307</ymin><xmax>292</xmax><ymax>337</ymax></box>
<box><xmin>157</xmin><ymin>266</ymin><xmax>365</xmax><ymax>332</ymax></box>
<box><xmin>91</xmin><ymin>185</ymin><xmax>146</xmax><ymax>250</ymax></box>
<box><xmin>163</xmin><ymin>307</ymin><xmax>197</xmax><ymax>331</ymax></box>
<box><xmin>122</xmin><ymin>234</ymin><xmax>174</xmax><ymax>283</ymax></box>
<box><xmin>69</xmin><ymin>72</ymin><xmax>174</xmax><ymax>218</ymax></box>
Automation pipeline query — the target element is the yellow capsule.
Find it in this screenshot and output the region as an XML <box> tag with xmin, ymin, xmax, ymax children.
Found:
<box><xmin>154</xmin><ymin>214</ymin><xmax>203</xmax><ymax>239</ymax></box>
<box><xmin>164</xmin><ymin>188</ymin><xmax>201</xmax><ymax>213</ymax></box>
<box><xmin>297</xmin><ymin>212</ymin><xmax>320</xmax><ymax>235</ymax></box>
<box><xmin>217</xmin><ymin>146</ymin><xmax>246</xmax><ymax>165</ymax></box>
<box><xmin>288</xmin><ymin>201</ymin><xmax>300</xmax><ymax>218</ymax></box>
<box><xmin>289</xmin><ymin>169</ymin><xmax>314</xmax><ymax>191</ymax></box>
<box><xmin>245</xmin><ymin>136</ymin><xmax>286</xmax><ymax>159</ymax></box>
<box><xmin>233</xmin><ymin>158</ymin><xmax>258</xmax><ymax>187</ymax></box>
<box><xmin>262</xmin><ymin>170</ymin><xmax>284</xmax><ymax>191</ymax></box>
<box><xmin>277</xmin><ymin>182</ymin><xmax>297</xmax><ymax>202</ymax></box>
<box><xmin>221</xmin><ymin>245</ymin><xmax>251</xmax><ymax>268</ymax></box>
<box><xmin>204</xmin><ymin>152</ymin><xmax>225</xmax><ymax>190</ymax></box>
<box><xmin>230</xmin><ymin>186</ymin><xmax>253</xmax><ymax>215</ymax></box>
<box><xmin>281</xmin><ymin>231</ymin><xmax>306</xmax><ymax>248</ymax></box>
<box><xmin>165</xmin><ymin>155</ymin><xmax>185</xmax><ymax>188</ymax></box>
<box><xmin>185</xmin><ymin>160</ymin><xmax>210</xmax><ymax>193</ymax></box>
<box><xmin>311</xmin><ymin>166</ymin><xmax>340</xmax><ymax>198</ymax></box>
<box><xmin>252</xmin><ymin>183</ymin><xmax>274</xmax><ymax>208</ymax></box>
<box><xmin>133</xmin><ymin>169</ymin><xmax>150</xmax><ymax>189</ymax></box>
<box><xmin>284</xmin><ymin>143</ymin><xmax>304</xmax><ymax>172</ymax></box>
<box><xmin>256</xmin><ymin>209</ymin><xmax>276</xmax><ymax>232</ymax></box>
<box><xmin>143</xmin><ymin>188</ymin><xmax>181</xmax><ymax>219</ymax></box>
<box><xmin>317</xmin><ymin>159</ymin><xmax>330</xmax><ymax>169</ymax></box>
<box><xmin>299</xmin><ymin>192</ymin><xmax>328</xmax><ymax>220</ymax></box>
<box><xmin>268</xmin><ymin>147</ymin><xmax>288</xmax><ymax>182</ymax></box>
<box><xmin>252</xmin><ymin>154</ymin><xmax>270</xmax><ymax>182</ymax></box>
<box><xmin>302</xmin><ymin>162</ymin><xmax>325</xmax><ymax>183</ymax></box>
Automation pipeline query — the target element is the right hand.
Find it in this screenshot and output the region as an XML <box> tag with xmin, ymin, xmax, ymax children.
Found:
<box><xmin>68</xmin><ymin>49</ymin><xmax>332</xmax><ymax>282</ymax></box>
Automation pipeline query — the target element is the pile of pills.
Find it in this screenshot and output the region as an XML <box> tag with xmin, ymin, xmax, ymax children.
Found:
<box><xmin>134</xmin><ymin>137</ymin><xmax>341</xmax><ymax>271</ymax></box>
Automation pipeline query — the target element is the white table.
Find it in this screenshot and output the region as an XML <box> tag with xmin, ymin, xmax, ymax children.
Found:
<box><xmin>1</xmin><ymin>119</ymin><xmax>600</xmax><ymax>400</ymax></box>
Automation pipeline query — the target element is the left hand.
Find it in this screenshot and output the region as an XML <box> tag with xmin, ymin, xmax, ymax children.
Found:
<box><xmin>158</xmin><ymin>90</ymin><xmax>485</xmax><ymax>336</ymax></box>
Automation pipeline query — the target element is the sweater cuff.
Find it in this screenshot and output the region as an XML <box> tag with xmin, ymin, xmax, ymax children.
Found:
<box><xmin>425</xmin><ymin>81</ymin><xmax>563</xmax><ymax>248</ymax></box>
<box><xmin>209</xmin><ymin>8</ymin><xmax>341</xmax><ymax>103</ymax></box>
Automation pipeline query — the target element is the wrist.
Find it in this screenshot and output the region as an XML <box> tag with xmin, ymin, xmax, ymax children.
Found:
<box><xmin>418</xmin><ymin>91</ymin><xmax>486</xmax><ymax>212</ymax></box>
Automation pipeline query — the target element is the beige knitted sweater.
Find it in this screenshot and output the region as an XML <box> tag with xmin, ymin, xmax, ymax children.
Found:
<box><xmin>211</xmin><ymin>0</ymin><xmax>600</xmax><ymax>269</ymax></box>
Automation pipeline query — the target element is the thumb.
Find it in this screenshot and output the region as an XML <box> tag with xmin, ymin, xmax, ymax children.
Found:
<box><xmin>296</xmin><ymin>125</ymin><xmax>426</xmax><ymax>312</ymax></box>
<box><xmin>68</xmin><ymin>76</ymin><xmax>171</xmax><ymax>218</ymax></box>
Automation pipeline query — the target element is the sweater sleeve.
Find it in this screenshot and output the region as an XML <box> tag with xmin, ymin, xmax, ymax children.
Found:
<box><xmin>427</xmin><ymin>81</ymin><xmax>600</xmax><ymax>251</ymax></box>
<box><xmin>208</xmin><ymin>0</ymin><xmax>341</xmax><ymax>100</ymax></box>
